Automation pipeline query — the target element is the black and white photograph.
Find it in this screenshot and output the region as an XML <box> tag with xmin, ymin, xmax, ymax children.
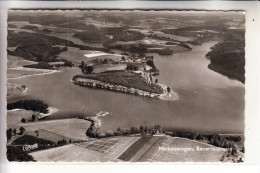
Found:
<box><xmin>5</xmin><ymin>9</ymin><xmax>246</xmax><ymax>163</ymax></box>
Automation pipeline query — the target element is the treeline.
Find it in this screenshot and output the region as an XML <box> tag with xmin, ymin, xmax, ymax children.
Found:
<box><xmin>126</xmin><ymin>64</ymin><xmax>139</xmax><ymax>71</ymax></box>
<box><xmin>57</xmin><ymin>139</ymin><xmax>72</xmax><ymax>146</ymax></box>
<box><xmin>167</xmin><ymin>130</ymin><xmax>242</xmax><ymax>154</ymax></box>
<box><xmin>24</xmin><ymin>60</ymin><xmax>74</xmax><ymax>70</ymax></box>
<box><xmin>12</xmin><ymin>135</ymin><xmax>55</xmax><ymax>147</ymax></box>
<box><xmin>148</xmin><ymin>48</ymin><xmax>174</xmax><ymax>55</ymax></box>
<box><xmin>21</xmin><ymin>25</ymin><xmax>38</xmax><ymax>31</ymax></box>
<box><xmin>86</xmin><ymin>123</ymin><xmax>162</xmax><ymax>138</ymax></box>
<box><xmin>168</xmin><ymin>130</ymin><xmax>241</xmax><ymax>142</ymax></box>
<box><xmin>162</xmin><ymin>26</ymin><xmax>224</xmax><ymax>46</ymax></box>
<box><xmin>149</xmin><ymin>34</ymin><xmax>192</xmax><ymax>50</ymax></box>
<box><xmin>24</xmin><ymin>62</ymin><xmax>55</xmax><ymax>70</ymax></box>
<box><xmin>161</xmin><ymin>25</ymin><xmax>225</xmax><ymax>38</ymax></box>
<box><xmin>105</xmin><ymin>43</ymin><xmax>148</xmax><ymax>55</ymax></box>
<box><xmin>58</xmin><ymin>22</ymin><xmax>97</xmax><ymax>31</ymax></box>
<box><xmin>7</xmin><ymin>100</ymin><xmax>49</xmax><ymax>114</ymax></box>
<box><xmin>106</xmin><ymin>43</ymin><xmax>178</xmax><ymax>56</ymax></box>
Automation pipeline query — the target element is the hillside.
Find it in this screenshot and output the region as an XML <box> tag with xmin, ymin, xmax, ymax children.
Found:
<box><xmin>29</xmin><ymin>136</ymin><xmax>235</xmax><ymax>162</ymax></box>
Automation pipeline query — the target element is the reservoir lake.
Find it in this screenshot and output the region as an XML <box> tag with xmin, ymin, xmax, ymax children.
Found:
<box><xmin>8</xmin><ymin>41</ymin><xmax>245</xmax><ymax>133</ymax></box>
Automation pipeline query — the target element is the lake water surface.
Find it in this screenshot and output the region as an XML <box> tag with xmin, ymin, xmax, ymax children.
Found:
<box><xmin>8</xmin><ymin>41</ymin><xmax>245</xmax><ymax>133</ymax></box>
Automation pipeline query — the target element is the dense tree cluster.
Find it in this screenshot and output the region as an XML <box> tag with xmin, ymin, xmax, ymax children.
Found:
<box><xmin>9</xmin><ymin>43</ymin><xmax>66</xmax><ymax>62</ymax></box>
<box><xmin>117</xmin><ymin>30</ymin><xmax>145</xmax><ymax>42</ymax></box>
<box><xmin>146</xmin><ymin>60</ymin><xmax>156</xmax><ymax>69</ymax></box>
<box><xmin>24</xmin><ymin>59</ymin><xmax>74</xmax><ymax>70</ymax></box>
<box><xmin>106</xmin><ymin>43</ymin><xmax>148</xmax><ymax>55</ymax></box>
<box><xmin>7</xmin><ymin>146</ymin><xmax>35</xmax><ymax>162</ymax></box>
<box><xmin>149</xmin><ymin>48</ymin><xmax>174</xmax><ymax>55</ymax></box>
<box><xmin>24</xmin><ymin>62</ymin><xmax>55</xmax><ymax>70</ymax></box>
<box><xmin>80</xmin><ymin>63</ymin><xmax>94</xmax><ymax>74</ymax></box>
<box><xmin>7</xmin><ymin>100</ymin><xmax>49</xmax><ymax>114</ymax></box>
<box><xmin>12</xmin><ymin>135</ymin><xmax>55</xmax><ymax>146</ymax></box>
<box><xmin>6</xmin><ymin>128</ymin><xmax>13</xmax><ymax>141</ymax></box>
<box><xmin>12</xmin><ymin>135</ymin><xmax>55</xmax><ymax>152</ymax></box>
<box><xmin>206</xmin><ymin>40</ymin><xmax>245</xmax><ymax>83</ymax></box>
<box><xmin>126</xmin><ymin>64</ymin><xmax>139</xmax><ymax>71</ymax></box>
<box><xmin>6</xmin><ymin>127</ymin><xmax>25</xmax><ymax>138</ymax></box>
<box><xmin>57</xmin><ymin>139</ymin><xmax>69</xmax><ymax>146</ymax></box>
<box><xmin>20</xmin><ymin>114</ymin><xmax>38</xmax><ymax>123</ymax></box>
<box><xmin>73</xmin><ymin>71</ymin><xmax>164</xmax><ymax>94</ymax></box>
<box><xmin>19</xmin><ymin>127</ymin><xmax>25</xmax><ymax>135</ymax></box>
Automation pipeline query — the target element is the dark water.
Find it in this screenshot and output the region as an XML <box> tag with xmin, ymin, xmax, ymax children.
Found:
<box><xmin>8</xmin><ymin>41</ymin><xmax>244</xmax><ymax>133</ymax></box>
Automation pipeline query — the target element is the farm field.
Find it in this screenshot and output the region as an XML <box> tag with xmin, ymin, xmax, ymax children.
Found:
<box><xmin>7</xmin><ymin>68</ymin><xmax>56</xmax><ymax>79</ymax></box>
<box><xmin>30</xmin><ymin>144</ymin><xmax>120</xmax><ymax>162</ymax></box>
<box><xmin>75</xmin><ymin>136</ymin><xmax>140</xmax><ymax>158</ymax></box>
<box><xmin>24</xmin><ymin>129</ymin><xmax>73</xmax><ymax>143</ymax></box>
<box><xmin>129</xmin><ymin>136</ymin><xmax>225</xmax><ymax>162</ymax></box>
<box><xmin>56</xmin><ymin>47</ymin><xmax>92</xmax><ymax>63</ymax></box>
<box><xmin>7</xmin><ymin>83</ymin><xmax>27</xmax><ymax>100</ymax></box>
<box><xmin>7</xmin><ymin>55</ymin><xmax>37</xmax><ymax>68</ymax></box>
<box><xmin>119</xmin><ymin>136</ymin><xmax>226</xmax><ymax>162</ymax></box>
<box><xmin>7</xmin><ymin>109</ymin><xmax>37</xmax><ymax>126</ymax></box>
<box><xmin>29</xmin><ymin>136</ymin><xmax>226</xmax><ymax>162</ymax></box>
<box><xmin>8</xmin><ymin>118</ymin><xmax>91</xmax><ymax>141</ymax></box>
<box><xmin>92</xmin><ymin>64</ymin><xmax>127</xmax><ymax>73</ymax></box>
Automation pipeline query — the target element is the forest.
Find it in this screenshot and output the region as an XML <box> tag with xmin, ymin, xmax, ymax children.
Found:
<box><xmin>7</xmin><ymin>100</ymin><xmax>49</xmax><ymax>114</ymax></box>
<box><xmin>9</xmin><ymin>43</ymin><xmax>67</xmax><ymax>62</ymax></box>
<box><xmin>206</xmin><ymin>30</ymin><xmax>245</xmax><ymax>83</ymax></box>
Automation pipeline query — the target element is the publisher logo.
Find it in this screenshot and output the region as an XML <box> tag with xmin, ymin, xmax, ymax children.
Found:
<box><xmin>23</xmin><ymin>143</ymin><xmax>38</xmax><ymax>152</ymax></box>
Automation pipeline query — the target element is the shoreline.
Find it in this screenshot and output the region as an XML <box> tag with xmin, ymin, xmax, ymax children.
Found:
<box><xmin>72</xmin><ymin>77</ymin><xmax>177</xmax><ymax>101</ymax></box>
<box><xmin>82</xmin><ymin>111</ymin><xmax>111</xmax><ymax>128</ymax></box>
<box><xmin>39</xmin><ymin>107</ymin><xmax>59</xmax><ymax>118</ymax></box>
<box><xmin>8</xmin><ymin>67</ymin><xmax>56</xmax><ymax>72</ymax></box>
<box><xmin>7</xmin><ymin>68</ymin><xmax>60</xmax><ymax>80</ymax></box>
<box><xmin>7</xmin><ymin>106</ymin><xmax>59</xmax><ymax>119</ymax></box>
